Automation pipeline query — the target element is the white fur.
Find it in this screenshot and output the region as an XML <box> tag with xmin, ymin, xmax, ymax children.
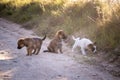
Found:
<box><xmin>72</xmin><ymin>36</ymin><xmax>96</xmax><ymax>55</ymax></box>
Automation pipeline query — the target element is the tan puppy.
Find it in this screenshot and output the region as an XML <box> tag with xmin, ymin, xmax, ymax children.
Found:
<box><xmin>17</xmin><ymin>35</ymin><xmax>46</xmax><ymax>56</ymax></box>
<box><xmin>43</xmin><ymin>30</ymin><xmax>67</xmax><ymax>53</ymax></box>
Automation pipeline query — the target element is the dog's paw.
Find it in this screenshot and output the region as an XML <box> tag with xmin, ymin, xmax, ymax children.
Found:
<box><xmin>82</xmin><ymin>53</ymin><xmax>87</xmax><ymax>56</ymax></box>
<box><xmin>26</xmin><ymin>54</ymin><xmax>32</xmax><ymax>56</ymax></box>
<box><xmin>72</xmin><ymin>50</ymin><xmax>74</xmax><ymax>52</ymax></box>
<box><xmin>26</xmin><ymin>54</ymin><xmax>29</xmax><ymax>56</ymax></box>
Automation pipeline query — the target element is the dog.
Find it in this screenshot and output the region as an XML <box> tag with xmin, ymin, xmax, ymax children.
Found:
<box><xmin>43</xmin><ymin>30</ymin><xmax>67</xmax><ymax>53</ymax></box>
<box><xmin>17</xmin><ymin>35</ymin><xmax>46</xmax><ymax>56</ymax></box>
<box><xmin>72</xmin><ymin>36</ymin><xmax>96</xmax><ymax>55</ymax></box>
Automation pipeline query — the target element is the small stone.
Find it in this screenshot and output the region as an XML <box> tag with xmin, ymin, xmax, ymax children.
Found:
<box><xmin>58</xmin><ymin>75</ymin><xmax>62</xmax><ymax>77</ymax></box>
<box><xmin>0</xmin><ymin>52</ymin><xmax>4</xmax><ymax>54</ymax></box>
<box><xmin>77</xmin><ymin>75</ymin><xmax>80</xmax><ymax>77</ymax></box>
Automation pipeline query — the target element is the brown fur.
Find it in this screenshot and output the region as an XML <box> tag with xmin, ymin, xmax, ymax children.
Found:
<box><xmin>88</xmin><ymin>42</ymin><xmax>96</xmax><ymax>52</ymax></box>
<box><xmin>17</xmin><ymin>35</ymin><xmax>46</xmax><ymax>56</ymax></box>
<box><xmin>43</xmin><ymin>30</ymin><xmax>67</xmax><ymax>53</ymax></box>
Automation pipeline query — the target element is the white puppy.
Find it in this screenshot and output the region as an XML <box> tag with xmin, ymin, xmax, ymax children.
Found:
<box><xmin>72</xmin><ymin>36</ymin><xmax>96</xmax><ymax>55</ymax></box>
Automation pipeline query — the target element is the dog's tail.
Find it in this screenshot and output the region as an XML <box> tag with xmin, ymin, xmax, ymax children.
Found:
<box><xmin>72</xmin><ymin>36</ymin><xmax>76</xmax><ymax>40</ymax></box>
<box><xmin>42</xmin><ymin>34</ymin><xmax>46</xmax><ymax>41</ymax></box>
<box><xmin>43</xmin><ymin>47</ymin><xmax>52</xmax><ymax>52</ymax></box>
<box><xmin>43</xmin><ymin>50</ymin><xmax>49</xmax><ymax>52</ymax></box>
<box><xmin>72</xmin><ymin>36</ymin><xmax>80</xmax><ymax>40</ymax></box>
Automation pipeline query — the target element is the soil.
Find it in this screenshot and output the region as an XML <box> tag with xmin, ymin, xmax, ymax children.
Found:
<box><xmin>0</xmin><ymin>18</ymin><xmax>119</xmax><ymax>80</ymax></box>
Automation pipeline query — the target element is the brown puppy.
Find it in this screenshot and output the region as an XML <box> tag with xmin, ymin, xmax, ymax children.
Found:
<box><xmin>43</xmin><ymin>30</ymin><xmax>67</xmax><ymax>53</ymax></box>
<box><xmin>17</xmin><ymin>35</ymin><xmax>46</xmax><ymax>56</ymax></box>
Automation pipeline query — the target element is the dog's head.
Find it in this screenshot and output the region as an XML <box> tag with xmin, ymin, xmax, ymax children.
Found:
<box><xmin>17</xmin><ymin>38</ymin><xmax>25</xmax><ymax>49</ymax></box>
<box><xmin>88</xmin><ymin>42</ymin><xmax>97</xmax><ymax>53</ymax></box>
<box><xmin>55</xmin><ymin>30</ymin><xmax>67</xmax><ymax>39</ymax></box>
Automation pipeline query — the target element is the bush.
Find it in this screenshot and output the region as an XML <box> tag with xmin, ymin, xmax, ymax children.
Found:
<box><xmin>0</xmin><ymin>0</ymin><xmax>120</xmax><ymax>53</ymax></box>
<box><xmin>0</xmin><ymin>1</ymin><xmax>44</xmax><ymax>23</ymax></box>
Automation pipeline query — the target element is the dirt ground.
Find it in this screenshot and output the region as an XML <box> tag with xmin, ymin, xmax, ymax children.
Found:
<box><xmin>0</xmin><ymin>18</ymin><xmax>119</xmax><ymax>80</ymax></box>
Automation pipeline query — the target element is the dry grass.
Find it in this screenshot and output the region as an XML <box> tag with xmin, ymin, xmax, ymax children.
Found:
<box><xmin>0</xmin><ymin>0</ymin><xmax>120</xmax><ymax>53</ymax></box>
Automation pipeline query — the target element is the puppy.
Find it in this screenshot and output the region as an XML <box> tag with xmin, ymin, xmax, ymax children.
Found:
<box><xmin>17</xmin><ymin>35</ymin><xmax>46</xmax><ymax>56</ymax></box>
<box><xmin>43</xmin><ymin>30</ymin><xmax>67</xmax><ymax>53</ymax></box>
<box><xmin>72</xmin><ymin>36</ymin><xmax>96</xmax><ymax>55</ymax></box>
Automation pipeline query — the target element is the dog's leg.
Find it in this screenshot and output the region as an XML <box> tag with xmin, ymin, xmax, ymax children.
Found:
<box><xmin>81</xmin><ymin>48</ymin><xmax>86</xmax><ymax>55</ymax></box>
<box><xmin>72</xmin><ymin>44</ymin><xmax>77</xmax><ymax>52</ymax></box>
<box><xmin>54</xmin><ymin>50</ymin><xmax>58</xmax><ymax>53</ymax></box>
<box><xmin>53</xmin><ymin>48</ymin><xmax>58</xmax><ymax>53</ymax></box>
<box><xmin>32</xmin><ymin>48</ymin><xmax>37</xmax><ymax>54</ymax></box>
<box><xmin>27</xmin><ymin>48</ymin><xmax>33</xmax><ymax>56</ymax></box>
<box><xmin>60</xmin><ymin>48</ymin><xmax>63</xmax><ymax>53</ymax></box>
<box><xmin>59</xmin><ymin>46</ymin><xmax>63</xmax><ymax>53</ymax></box>
<box><xmin>43</xmin><ymin>47</ymin><xmax>58</xmax><ymax>53</ymax></box>
<box><xmin>35</xmin><ymin>47</ymin><xmax>41</xmax><ymax>55</ymax></box>
<box><xmin>49</xmin><ymin>47</ymin><xmax>58</xmax><ymax>53</ymax></box>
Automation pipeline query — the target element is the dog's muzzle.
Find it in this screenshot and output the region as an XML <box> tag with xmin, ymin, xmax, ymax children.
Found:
<box><xmin>17</xmin><ymin>46</ymin><xmax>22</xmax><ymax>49</ymax></box>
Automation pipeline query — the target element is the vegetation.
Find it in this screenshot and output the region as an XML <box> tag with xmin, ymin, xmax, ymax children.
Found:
<box><xmin>0</xmin><ymin>0</ymin><xmax>120</xmax><ymax>53</ymax></box>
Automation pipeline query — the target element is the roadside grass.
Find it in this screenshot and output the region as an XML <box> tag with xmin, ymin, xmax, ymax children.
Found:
<box><xmin>0</xmin><ymin>0</ymin><xmax>120</xmax><ymax>57</ymax></box>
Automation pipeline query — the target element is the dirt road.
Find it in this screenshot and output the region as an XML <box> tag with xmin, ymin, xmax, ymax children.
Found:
<box><xmin>0</xmin><ymin>18</ymin><xmax>119</xmax><ymax>80</ymax></box>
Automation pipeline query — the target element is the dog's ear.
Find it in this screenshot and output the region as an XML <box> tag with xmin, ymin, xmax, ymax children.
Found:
<box><xmin>18</xmin><ymin>38</ymin><xmax>24</xmax><ymax>44</ymax></box>
<box><xmin>58</xmin><ymin>30</ymin><xmax>64</xmax><ymax>34</ymax></box>
<box><xmin>55</xmin><ymin>30</ymin><xmax>62</xmax><ymax>36</ymax></box>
